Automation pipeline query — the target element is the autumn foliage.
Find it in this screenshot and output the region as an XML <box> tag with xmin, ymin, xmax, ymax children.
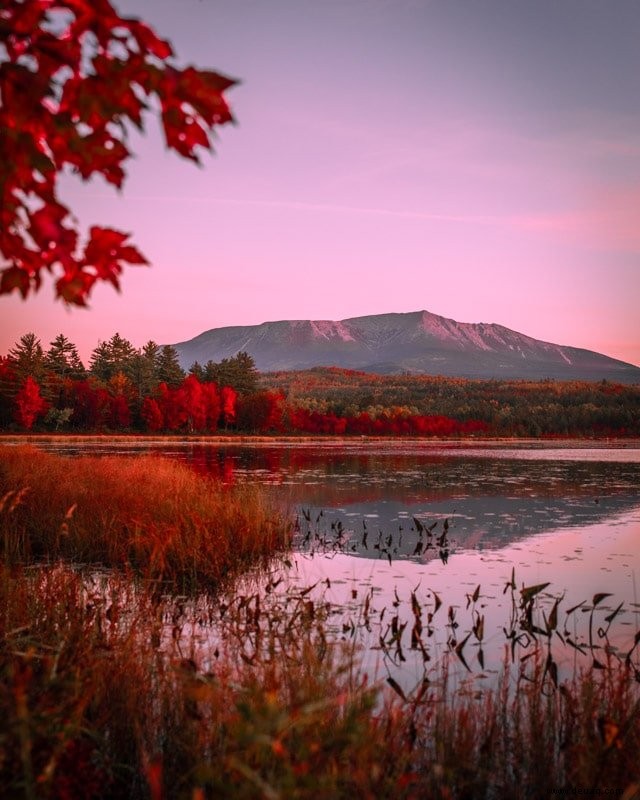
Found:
<box><xmin>3</xmin><ymin>334</ymin><xmax>639</xmax><ymax>436</ymax></box>
<box><xmin>0</xmin><ymin>0</ymin><xmax>236</xmax><ymax>304</ymax></box>
<box><xmin>14</xmin><ymin>375</ymin><xmax>48</xmax><ymax>429</ymax></box>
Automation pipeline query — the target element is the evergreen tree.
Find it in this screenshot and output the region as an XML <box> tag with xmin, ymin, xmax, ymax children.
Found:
<box><xmin>44</xmin><ymin>334</ymin><xmax>85</xmax><ymax>380</ymax></box>
<box><xmin>205</xmin><ymin>351</ymin><xmax>258</xmax><ymax>395</ymax></box>
<box><xmin>156</xmin><ymin>345</ymin><xmax>185</xmax><ymax>387</ymax></box>
<box><xmin>189</xmin><ymin>361</ymin><xmax>205</xmax><ymax>381</ymax></box>
<box><xmin>234</xmin><ymin>351</ymin><xmax>259</xmax><ymax>394</ymax></box>
<box><xmin>90</xmin><ymin>333</ymin><xmax>137</xmax><ymax>382</ymax></box>
<box><xmin>131</xmin><ymin>341</ymin><xmax>161</xmax><ymax>397</ymax></box>
<box><xmin>8</xmin><ymin>333</ymin><xmax>45</xmax><ymax>384</ymax></box>
<box><xmin>202</xmin><ymin>360</ymin><xmax>219</xmax><ymax>383</ymax></box>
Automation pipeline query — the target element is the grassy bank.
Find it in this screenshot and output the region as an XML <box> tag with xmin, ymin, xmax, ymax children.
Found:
<box><xmin>1</xmin><ymin>446</ymin><xmax>640</xmax><ymax>798</ymax></box>
<box><xmin>0</xmin><ymin>446</ymin><xmax>289</xmax><ymax>587</ymax></box>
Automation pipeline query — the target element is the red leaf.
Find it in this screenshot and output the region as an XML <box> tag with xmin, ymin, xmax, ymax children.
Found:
<box><xmin>164</xmin><ymin>67</ymin><xmax>236</xmax><ymax>126</ymax></box>
<box><xmin>117</xmin><ymin>245</ymin><xmax>148</xmax><ymax>265</ymax></box>
<box><xmin>29</xmin><ymin>203</ymin><xmax>71</xmax><ymax>247</ymax></box>
<box><xmin>126</xmin><ymin>20</ymin><xmax>174</xmax><ymax>60</ymax></box>
<box><xmin>0</xmin><ymin>0</ymin><xmax>235</xmax><ymax>303</ymax></box>
<box><xmin>161</xmin><ymin>105</ymin><xmax>210</xmax><ymax>160</ymax></box>
<box><xmin>83</xmin><ymin>226</ymin><xmax>148</xmax><ymax>288</ymax></box>
<box><xmin>55</xmin><ymin>269</ymin><xmax>96</xmax><ymax>306</ymax></box>
<box><xmin>0</xmin><ymin>266</ymin><xmax>31</xmax><ymax>299</ymax></box>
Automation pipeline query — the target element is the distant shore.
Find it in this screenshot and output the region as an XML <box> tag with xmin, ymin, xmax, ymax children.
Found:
<box><xmin>2</xmin><ymin>433</ymin><xmax>639</xmax><ymax>448</ymax></box>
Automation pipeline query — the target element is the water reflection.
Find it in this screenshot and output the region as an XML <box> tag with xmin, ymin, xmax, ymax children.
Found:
<box><xmin>9</xmin><ymin>438</ymin><xmax>640</xmax><ymax>691</ymax></box>
<box><xmin>15</xmin><ymin>440</ymin><xmax>640</xmax><ymax>559</ymax></box>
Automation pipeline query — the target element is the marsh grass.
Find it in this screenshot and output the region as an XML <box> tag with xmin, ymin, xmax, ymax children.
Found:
<box><xmin>2</xmin><ymin>560</ymin><xmax>640</xmax><ymax>798</ymax></box>
<box><xmin>0</xmin><ymin>564</ymin><xmax>414</xmax><ymax>799</ymax></box>
<box><xmin>1</xmin><ymin>446</ymin><xmax>640</xmax><ymax>798</ymax></box>
<box><xmin>0</xmin><ymin>446</ymin><xmax>289</xmax><ymax>587</ymax></box>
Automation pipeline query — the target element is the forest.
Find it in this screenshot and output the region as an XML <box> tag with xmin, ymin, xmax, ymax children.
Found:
<box><xmin>1</xmin><ymin>333</ymin><xmax>639</xmax><ymax>437</ymax></box>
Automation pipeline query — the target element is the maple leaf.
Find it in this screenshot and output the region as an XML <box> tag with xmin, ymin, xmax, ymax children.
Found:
<box><xmin>125</xmin><ymin>20</ymin><xmax>174</xmax><ymax>60</ymax></box>
<box><xmin>55</xmin><ymin>269</ymin><xmax>97</xmax><ymax>307</ymax></box>
<box><xmin>0</xmin><ymin>266</ymin><xmax>31</xmax><ymax>299</ymax></box>
<box><xmin>0</xmin><ymin>0</ymin><xmax>236</xmax><ymax>305</ymax></box>
<box><xmin>161</xmin><ymin>104</ymin><xmax>210</xmax><ymax>161</ymax></box>
<box><xmin>83</xmin><ymin>226</ymin><xmax>149</xmax><ymax>289</ymax></box>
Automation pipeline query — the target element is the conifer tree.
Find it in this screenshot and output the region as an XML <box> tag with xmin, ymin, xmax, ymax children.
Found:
<box><xmin>131</xmin><ymin>341</ymin><xmax>161</xmax><ymax>397</ymax></box>
<box><xmin>156</xmin><ymin>345</ymin><xmax>185</xmax><ymax>387</ymax></box>
<box><xmin>44</xmin><ymin>334</ymin><xmax>85</xmax><ymax>380</ymax></box>
<box><xmin>189</xmin><ymin>362</ymin><xmax>205</xmax><ymax>382</ymax></box>
<box><xmin>8</xmin><ymin>333</ymin><xmax>45</xmax><ymax>384</ymax></box>
<box><xmin>205</xmin><ymin>351</ymin><xmax>258</xmax><ymax>395</ymax></box>
<box><xmin>90</xmin><ymin>333</ymin><xmax>136</xmax><ymax>381</ymax></box>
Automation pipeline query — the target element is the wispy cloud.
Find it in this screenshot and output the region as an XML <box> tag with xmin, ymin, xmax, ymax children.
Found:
<box><xmin>512</xmin><ymin>184</ymin><xmax>640</xmax><ymax>253</ymax></box>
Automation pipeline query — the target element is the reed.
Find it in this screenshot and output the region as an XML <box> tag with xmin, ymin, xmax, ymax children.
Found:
<box><xmin>0</xmin><ymin>564</ymin><xmax>413</xmax><ymax>799</ymax></box>
<box><xmin>0</xmin><ymin>446</ymin><xmax>290</xmax><ymax>587</ymax></box>
<box><xmin>1</xmin><ymin>561</ymin><xmax>639</xmax><ymax>798</ymax></box>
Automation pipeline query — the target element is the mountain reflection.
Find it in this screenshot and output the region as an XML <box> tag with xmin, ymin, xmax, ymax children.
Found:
<box><xmin>30</xmin><ymin>441</ymin><xmax>640</xmax><ymax>562</ymax></box>
<box><xmin>180</xmin><ymin>445</ymin><xmax>640</xmax><ymax>561</ymax></box>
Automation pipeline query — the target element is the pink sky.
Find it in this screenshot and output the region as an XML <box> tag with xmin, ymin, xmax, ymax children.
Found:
<box><xmin>1</xmin><ymin>0</ymin><xmax>639</xmax><ymax>367</ymax></box>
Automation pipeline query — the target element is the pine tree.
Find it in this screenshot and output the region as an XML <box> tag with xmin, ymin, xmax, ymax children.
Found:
<box><xmin>204</xmin><ymin>351</ymin><xmax>258</xmax><ymax>395</ymax></box>
<box><xmin>131</xmin><ymin>340</ymin><xmax>161</xmax><ymax>397</ymax></box>
<box><xmin>90</xmin><ymin>333</ymin><xmax>137</xmax><ymax>381</ymax></box>
<box><xmin>8</xmin><ymin>333</ymin><xmax>45</xmax><ymax>384</ymax></box>
<box><xmin>44</xmin><ymin>334</ymin><xmax>85</xmax><ymax>380</ymax></box>
<box><xmin>233</xmin><ymin>351</ymin><xmax>259</xmax><ymax>395</ymax></box>
<box><xmin>156</xmin><ymin>345</ymin><xmax>185</xmax><ymax>387</ymax></box>
<box><xmin>189</xmin><ymin>362</ymin><xmax>205</xmax><ymax>381</ymax></box>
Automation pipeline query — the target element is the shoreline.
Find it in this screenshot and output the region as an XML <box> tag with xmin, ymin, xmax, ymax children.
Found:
<box><xmin>1</xmin><ymin>433</ymin><xmax>639</xmax><ymax>449</ymax></box>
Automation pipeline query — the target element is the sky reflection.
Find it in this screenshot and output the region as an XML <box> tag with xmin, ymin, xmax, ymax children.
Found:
<box><xmin>10</xmin><ymin>439</ymin><xmax>640</xmax><ymax>691</ymax></box>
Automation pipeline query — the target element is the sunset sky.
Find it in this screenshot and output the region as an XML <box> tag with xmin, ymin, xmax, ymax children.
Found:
<box><xmin>2</xmin><ymin>0</ymin><xmax>639</xmax><ymax>366</ymax></box>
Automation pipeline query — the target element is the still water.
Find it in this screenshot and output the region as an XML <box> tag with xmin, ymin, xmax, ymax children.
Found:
<box><xmin>22</xmin><ymin>439</ymin><xmax>640</xmax><ymax>689</ymax></box>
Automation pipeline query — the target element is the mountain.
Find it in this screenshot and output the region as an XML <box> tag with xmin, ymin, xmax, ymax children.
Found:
<box><xmin>171</xmin><ymin>310</ymin><xmax>640</xmax><ymax>382</ymax></box>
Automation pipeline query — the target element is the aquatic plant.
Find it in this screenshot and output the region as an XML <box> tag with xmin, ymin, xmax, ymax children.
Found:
<box><xmin>1</xmin><ymin>561</ymin><xmax>639</xmax><ymax>798</ymax></box>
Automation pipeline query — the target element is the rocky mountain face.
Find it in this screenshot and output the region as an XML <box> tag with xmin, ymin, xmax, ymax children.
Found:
<box><xmin>172</xmin><ymin>310</ymin><xmax>640</xmax><ymax>382</ymax></box>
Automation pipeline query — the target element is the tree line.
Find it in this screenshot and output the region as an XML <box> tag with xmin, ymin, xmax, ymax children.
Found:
<box><xmin>260</xmin><ymin>367</ymin><xmax>640</xmax><ymax>437</ymax></box>
<box><xmin>0</xmin><ymin>333</ymin><xmax>271</xmax><ymax>433</ymax></box>
<box><xmin>2</xmin><ymin>336</ymin><xmax>638</xmax><ymax>436</ymax></box>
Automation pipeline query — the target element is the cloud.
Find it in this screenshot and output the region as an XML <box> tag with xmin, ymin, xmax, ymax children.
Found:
<box><xmin>512</xmin><ymin>184</ymin><xmax>640</xmax><ymax>253</ymax></box>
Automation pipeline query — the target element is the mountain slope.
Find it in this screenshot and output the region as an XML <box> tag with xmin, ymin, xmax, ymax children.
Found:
<box><xmin>171</xmin><ymin>310</ymin><xmax>640</xmax><ymax>382</ymax></box>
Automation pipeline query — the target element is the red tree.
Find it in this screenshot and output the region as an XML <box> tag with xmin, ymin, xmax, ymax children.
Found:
<box><xmin>157</xmin><ymin>382</ymin><xmax>186</xmax><ymax>431</ymax></box>
<box><xmin>14</xmin><ymin>376</ymin><xmax>48</xmax><ymax>429</ymax></box>
<box><xmin>0</xmin><ymin>0</ymin><xmax>236</xmax><ymax>305</ymax></box>
<box><xmin>140</xmin><ymin>396</ymin><xmax>163</xmax><ymax>432</ymax></box>
<box><xmin>220</xmin><ymin>386</ymin><xmax>237</xmax><ymax>427</ymax></box>
<box><xmin>109</xmin><ymin>394</ymin><xmax>131</xmax><ymax>429</ymax></box>
<box><xmin>179</xmin><ymin>375</ymin><xmax>206</xmax><ymax>431</ymax></box>
<box><xmin>237</xmin><ymin>390</ymin><xmax>285</xmax><ymax>433</ymax></box>
<box><xmin>202</xmin><ymin>382</ymin><xmax>221</xmax><ymax>432</ymax></box>
<box><xmin>70</xmin><ymin>379</ymin><xmax>110</xmax><ymax>429</ymax></box>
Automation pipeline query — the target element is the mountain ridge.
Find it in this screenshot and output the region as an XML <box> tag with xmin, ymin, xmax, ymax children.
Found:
<box><xmin>171</xmin><ymin>309</ymin><xmax>640</xmax><ymax>383</ymax></box>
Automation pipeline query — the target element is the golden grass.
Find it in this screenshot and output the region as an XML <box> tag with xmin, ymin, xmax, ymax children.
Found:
<box><xmin>0</xmin><ymin>445</ymin><xmax>290</xmax><ymax>587</ymax></box>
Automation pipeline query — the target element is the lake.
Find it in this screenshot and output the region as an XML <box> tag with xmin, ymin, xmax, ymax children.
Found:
<box><xmin>11</xmin><ymin>437</ymin><xmax>640</xmax><ymax>692</ymax></box>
